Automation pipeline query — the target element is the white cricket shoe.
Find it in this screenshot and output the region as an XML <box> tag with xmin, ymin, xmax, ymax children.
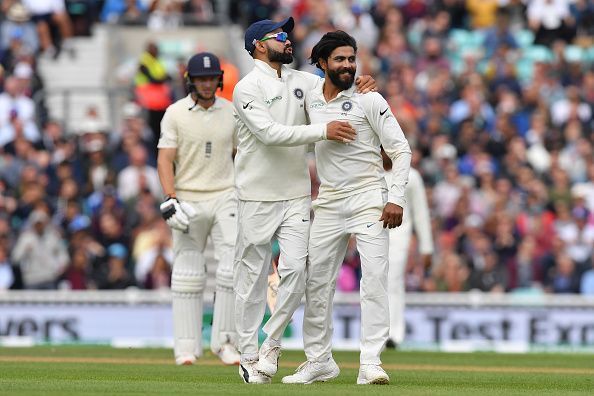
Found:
<box><xmin>239</xmin><ymin>361</ymin><xmax>271</xmax><ymax>384</ymax></box>
<box><xmin>175</xmin><ymin>355</ymin><xmax>196</xmax><ymax>366</ymax></box>
<box><xmin>216</xmin><ymin>343</ymin><xmax>240</xmax><ymax>365</ymax></box>
<box><xmin>256</xmin><ymin>339</ymin><xmax>281</xmax><ymax>377</ymax></box>
<box><xmin>281</xmin><ymin>358</ymin><xmax>340</xmax><ymax>384</ymax></box>
<box><xmin>357</xmin><ymin>364</ymin><xmax>390</xmax><ymax>385</ymax></box>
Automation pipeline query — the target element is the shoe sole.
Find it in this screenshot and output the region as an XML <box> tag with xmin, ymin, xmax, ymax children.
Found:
<box><xmin>240</xmin><ymin>365</ymin><xmax>271</xmax><ymax>384</ymax></box>
<box><xmin>256</xmin><ymin>363</ymin><xmax>277</xmax><ymax>377</ymax></box>
<box><xmin>282</xmin><ymin>369</ymin><xmax>340</xmax><ymax>384</ymax></box>
<box><xmin>357</xmin><ymin>376</ymin><xmax>390</xmax><ymax>385</ymax></box>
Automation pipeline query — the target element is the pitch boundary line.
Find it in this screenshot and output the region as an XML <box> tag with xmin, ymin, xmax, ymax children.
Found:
<box><xmin>0</xmin><ymin>356</ymin><xmax>592</xmax><ymax>375</ymax></box>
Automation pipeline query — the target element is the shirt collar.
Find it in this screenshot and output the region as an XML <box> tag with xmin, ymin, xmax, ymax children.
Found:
<box><xmin>184</xmin><ymin>94</ymin><xmax>222</xmax><ymax>111</ymax></box>
<box><xmin>253</xmin><ymin>59</ymin><xmax>292</xmax><ymax>80</ymax></box>
<box><xmin>338</xmin><ymin>85</ymin><xmax>357</xmax><ymax>98</ymax></box>
<box><xmin>314</xmin><ymin>82</ymin><xmax>357</xmax><ymax>101</ymax></box>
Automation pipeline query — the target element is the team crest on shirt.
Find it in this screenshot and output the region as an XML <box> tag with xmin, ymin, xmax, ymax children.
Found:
<box><xmin>342</xmin><ymin>101</ymin><xmax>353</xmax><ymax>112</ymax></box>
<box><xmin>293</xmin><ymin>88</ymin><xmax>304</xmax><ymax>100</ymax></box>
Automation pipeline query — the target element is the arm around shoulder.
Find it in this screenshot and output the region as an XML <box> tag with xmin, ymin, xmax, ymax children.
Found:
<box><xmin>233</xmin><ymin>79</ymin><xmax>326</xmax><ymax>146</ymax></box>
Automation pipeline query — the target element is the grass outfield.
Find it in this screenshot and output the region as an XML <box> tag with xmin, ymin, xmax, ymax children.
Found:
<box><xmin>0</xmin><ymin>346</ymin><xmax>593</xmax><ymax>395</ymax></box>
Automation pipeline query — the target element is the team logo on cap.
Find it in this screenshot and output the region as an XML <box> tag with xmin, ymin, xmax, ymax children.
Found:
<box><xmin>293</xmin><ymin>88</ymin><xmax>304</xmax><ymax>100</ymax></box>
<box><xmin>342</xmin><ymin>101</ymin><xmax>353</xmax><ymax>112</ymax></box>
<box><xmin>203</xmin><ymin>56</ymin><xmax>211</xmax><ymax>68</ymax></box>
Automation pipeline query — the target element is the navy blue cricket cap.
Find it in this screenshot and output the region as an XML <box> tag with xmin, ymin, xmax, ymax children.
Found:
<box><xmin>187</xmin><ymin>52</ymin><xmax>222</xmax><ymax>77</ymax></box>
<box><xmin>244</xmin><ymin>17</ymin><xmax>295</xmax><ymax>56</ymax></box>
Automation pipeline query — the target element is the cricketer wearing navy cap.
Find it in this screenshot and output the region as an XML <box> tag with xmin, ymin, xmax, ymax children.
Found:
<box><xmin>232</xmin><ymin>17</ymin><xmax>378</xmax><ymax>385</ymax></box>
<box><xmin>158</xmin><ymin>51</ymin><xmax>241</xmax><ymax>367</ymax></box>
<box><xmin>244</xmin><ymin>17</ymin><xmax>295</xmax><ymax>56</ymax></box>
<box><xmin>185</xmin><ymin>52</ymin><xmax>224</xmax><ymax>110</ymax></box>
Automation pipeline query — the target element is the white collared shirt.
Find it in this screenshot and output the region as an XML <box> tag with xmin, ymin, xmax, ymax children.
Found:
<box><xmin>158</xmin><ymin>94</ymin><xmax>236</xmax><ymax>201</ymax></box>
<box><xmin>232</xmin><ymin>60</ymin><xmax>327</xmax><ymax>201</ymax></box>
<box><xmin>306</xmin><ymin>84</ymin><xmax>411</xmax><ymax>207</ymax></box>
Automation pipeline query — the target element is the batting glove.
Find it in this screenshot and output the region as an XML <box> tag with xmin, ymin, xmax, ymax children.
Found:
<box><xmin>179</xmin><ymin>201</ymin><xmax>197</xmax><ymax>221</ymax></box>
<box><xmin>160</xmin><ymin>197</ymin><xmax>195</xmax><ymax>232</ymax></box>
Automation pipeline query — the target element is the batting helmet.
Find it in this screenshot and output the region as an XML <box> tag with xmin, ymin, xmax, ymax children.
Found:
<box><xmin>185</xmin><ymin>52</ymin><xmax>224</xmax><ymax>91</ymax></box>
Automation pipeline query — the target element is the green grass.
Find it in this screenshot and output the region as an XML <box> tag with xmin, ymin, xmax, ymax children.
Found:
<box><xmin>0</xmin><ymin>346</ymin><xmax>593</xmax><ymax>395</ymax></box>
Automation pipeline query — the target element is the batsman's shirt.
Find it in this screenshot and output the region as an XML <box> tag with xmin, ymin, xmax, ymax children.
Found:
<box><xmin>158</xmin><ymin>95</ymin><xmax>236</xmax><ymax>201</ymax></box>
<box><xmin>233</xmin><ymin>60</ymin><xmax>327</xmax><ymax>202</ymax></box>
<box><xmin>306</xmin><ymin>84</ymin><xmax>412</xmax><ymax>206</ymax></box>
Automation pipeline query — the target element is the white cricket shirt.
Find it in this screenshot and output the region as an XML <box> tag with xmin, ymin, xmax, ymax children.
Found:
<box><xmin>306</xmin><ymin>84</ymin><xmax>412</xmax><ymax>207</ymax></box>
<box><xmin>233</xmin><ymin>60</ymin><xmax>327</xmax><ymax>201</ymax></box>
<box><xmin>158</xmin><ymin>95</ymin><xmax>236</xmax><ymax>201</ymax></box>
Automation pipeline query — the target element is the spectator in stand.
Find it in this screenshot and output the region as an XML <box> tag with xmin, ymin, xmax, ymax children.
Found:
<box><xmin>20</xmin><ymin>0</ymin><xmax>76</xmax><ymax>58</ymax></box>
<box><xmin>483</xmin><ymin>7</ymin><xmax>518</xmax><ymax>59</ymax></box>
<box><xmin>428</xmin><ymin>251</ymin><xmax>469</xmax><ymax>292</ymax></box>
<box><xmin>134</xmin><ymin>41</ymin><xmax>172</xmax><ymax>150</ymax></box>
<box><xmin>95</xmin><ymin>243</ymin><xmax>135</xmax><ymax>289</ymax></box>
<box><xmin>508</xmin><ymin>235</ymin><xmax>542</xmax><ymax>291</ymax></box>
<box><xmin>147</xmin><ymin>0</ymin><xmax>184</xmax><ymax>30</ymax></box>
<box><xmin>61</xmin><ymin>247</ymin><xmax>92</xmax><ymax>289</ymax></box>
<box><xmin>468</xmin><ymin>250</ymin><xmax>506</xmax><ymax>292</ymax></box>
<box><xmin>0</xmin><ymin>76</ymin><xmax>40</xmax><ymax>147</ymax></box>
<box><xmin>550</xmin><ymin>85</ymin><xmax>592</xmax><ymax>128</ymax></box>
<box><xmin>101</xmin><ymin>0</ymin><xmax>148</xmax><ymax>24</ymax></box>
<box><xmin>0</xmin><ymin>245</ymin><xmax>15</xmax><ymax>290</ymax></box>
<box><xmin>11</xmin><ymin>210</ymin><xmax>69</xmax><ymax>289</ymax></box>
<box><xmin>546</xmin><ymin>252</ymin><xmax>581</xmax><ymax>293</ymax></box>
<box><xmin>117</xmin><ymin>143</ymin><xmax>162</xmax><ymax>203</ymax></box>
<box><xmin>79</xmin><ymin>129</ymin><xmax>112</xmax><ymax>196</ymax></box>
<box><xmin>527</xmin><ymin>0</ymin><xmax>575</xmax><ymax>46</ymax></box>
<box><xmin>184</xmin><ymin>0</ymin><xmax>216</xmax><ymax>23</ymax></box>
<box><xmin>0</xmin><ymin>2</ymin><xmax>39</xmax><ymax>56</ymax></box>
<box><xmin>466</xmin><ymin>0</ymin><xmax>499</xmax><ymax>29</ymax></box>
<box><xmin>557</xmin><ymin>206</ymin><xmax>594</xmax><ymax>269</ymax></box>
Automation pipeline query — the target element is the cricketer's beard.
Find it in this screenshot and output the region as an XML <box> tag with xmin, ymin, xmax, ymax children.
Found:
<box><xmin>327</xmin><ymin>67</ymin><xmax>356</xmax><ymax>91</ymax></box>
<box><xmin>268</xmin><ymin>47</ymin><xmax>293</xmax><ymax>64</ymax></box>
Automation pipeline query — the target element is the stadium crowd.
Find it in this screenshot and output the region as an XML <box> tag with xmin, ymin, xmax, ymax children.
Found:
<box><xmin>1</xmin><ymin>0</ymin><xmax>594</xmax><ymax>295</ymax></box>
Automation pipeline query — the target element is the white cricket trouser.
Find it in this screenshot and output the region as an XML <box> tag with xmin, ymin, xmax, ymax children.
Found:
<box><xmin>172</xmin><ymin>190</ymin><xmax>237</xmax><ymax>361</ymax></box>
<box><xmin>234</xmin><ymin>196</ymin><xmax>310</xmax><ymax>361</ymax></box>
<box><xmin>303</xmin><ymin>189</ymin><xmax>389</xmax><ymax>365</ymax></box>
<box><xmin>387</xmin><ymin>223</ymin><xmax>412</xmax><ymax>344</ymax></box>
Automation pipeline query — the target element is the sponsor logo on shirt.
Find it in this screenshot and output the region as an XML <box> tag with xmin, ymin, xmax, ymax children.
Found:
<box><xmin>265</xmin><ymin>96</ymin><xmax>282</xmax><ymax>105</ymax></box>
<box><xmin>380</xmin><ymin>108</ymin><xmax>389</xmax><ymax>116</ymax></box>
<box><xmin>309</xmin><ymin>101</ymin><xmax>325</xmax><ymax>109</ymax></box>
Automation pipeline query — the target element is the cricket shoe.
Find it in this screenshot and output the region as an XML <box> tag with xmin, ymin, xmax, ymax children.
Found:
<box><xmin>357</xmin><ymin>364</ymin><xmax>390</xmax><ymax>385</ymax></box>
<box><xmin>281</xmin><ymin>358</ymin><xmax>340</xmax><ymax>384</ymax></box>
<box><xmin>175</xmin><ymin>355</ymin><xmax>196</xmax><ymax>366</ymax></box>
<box><xmin>216</xmin><ymin>343</ymin><xmax>240</xmax><ymax>365</ymax></box>
<box><xmin>256</xmin><ymin>338</ymin><xmax>281</xmax><ymax>377</ymax></box>
<box><xmin>239</xmin><ymin>360</ymin><xmax>271</xmax><ymax>384</ymax></box>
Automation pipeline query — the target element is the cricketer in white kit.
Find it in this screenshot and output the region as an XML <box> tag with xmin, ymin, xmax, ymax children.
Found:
<box><xmin>384</xmin><ymin>164</ymin><xmax>433</xmax><ymax>348</ymax></box>
<box><xmin>233</xmin><ymin>18</ymin><xmax>375</xmax><ymax>384</ymax></box>
<box><xmin>282</xmin><ymin>31</ymin><xmax>411</xmax><ymax>385</ymax></box>
<box><xmin>157</xmin><ymin>52</ymin><xmax>240</xmax><ymax>366</ymax></box>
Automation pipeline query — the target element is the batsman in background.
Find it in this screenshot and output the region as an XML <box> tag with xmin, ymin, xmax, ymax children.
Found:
<box><xmin>232</xmin><ymin>17</ymin><xmax>378</xmax><ymax>384</ymax></box>
<box><xmin>282</xmin><ymin>31</ymin><xmax>411</xmax><ymax>385</ymax></box>
<box><xmin>383</xmin><ymin>155</ymin><xmax>434</xmax><ymax>348</ymax></box>
<box><xmin>157</xmin><ymin>52</ymin><xmax>240</xmax><ymax>366</ymax></box>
